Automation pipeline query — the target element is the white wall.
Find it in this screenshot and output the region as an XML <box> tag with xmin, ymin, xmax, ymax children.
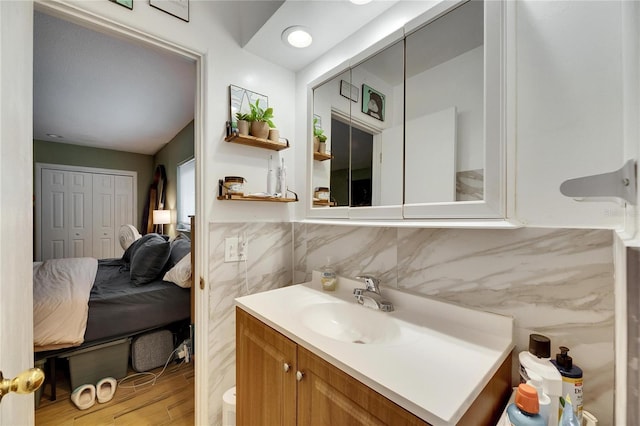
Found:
<box><xmin>515</xmin><ymin>1</ymin><xmax>626</xmax><ymax>228</ymax></box>
<box><xmin>406</xmin><ymin>45</ymin><xmax>483</xmax><ymax>173</ymax></box>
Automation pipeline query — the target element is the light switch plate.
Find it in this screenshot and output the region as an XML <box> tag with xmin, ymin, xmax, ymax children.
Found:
<box><xmin>225</xmin><ymin>236</ymin><xmax>247</xmax><ymax>262</ymax></box>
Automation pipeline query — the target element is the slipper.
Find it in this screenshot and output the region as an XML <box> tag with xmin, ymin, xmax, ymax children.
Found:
<box><xmin>96</xmin><ymin>377</ymin><xmax>117</xmax><ymax>403</ymax></box>
<box><xmin>70</xmin><ymin>384</ymin><xmax>96</xmax><ymax>410</ymax></box>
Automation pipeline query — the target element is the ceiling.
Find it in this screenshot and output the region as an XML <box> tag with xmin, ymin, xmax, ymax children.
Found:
<box><xmin>244</xmin><ymin>0</ymin><xmax>398</xmax><ymax>72</ymax></box>
<box><xmin>33</xmin><ymin>11</ymin><xmax>197</xmax><ymax>155</ymax></box>
<box><xmin>33</xmin><ymin>1</ymin><xmax>401</xmax><ymax>156</ymax></box>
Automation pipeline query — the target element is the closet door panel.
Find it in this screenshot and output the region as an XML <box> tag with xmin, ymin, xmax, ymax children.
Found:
<box><xmin>41</xmin><ymin>169</ymin><xmax>68</xmax><ymax>260</ymax></box>
<box><xmin>114</xmin><ymin>175</ymin><xmax>134</xmax><ymax>258</ymax></box>
<box><xmin>93</xmin><ymin>174</ymin><xmax>115</xmax><ymax>259</ymax></box>
<box><xmin>69</xmin><ymin>172</ymin><xmax>92</xmax><ymax>258</ymax></box>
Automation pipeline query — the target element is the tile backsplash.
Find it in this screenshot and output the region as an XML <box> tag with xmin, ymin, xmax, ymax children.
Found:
<box><xmin>207</xmin><ymin>222</ymin><xmax>292</xmax><ymax>425</ymax></box>
<box><xmin>294</xmin><ymin>224</ymin><xmax>614</xmax><ymax>423</ymax></box>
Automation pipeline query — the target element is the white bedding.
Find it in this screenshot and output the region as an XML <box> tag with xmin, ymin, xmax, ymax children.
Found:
<box><xmin>33</xmin><ymin>257</ymin><xmax>98</xmax><ymax>351</ymax></box>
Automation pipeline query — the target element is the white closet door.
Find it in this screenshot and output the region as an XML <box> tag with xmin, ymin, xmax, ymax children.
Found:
<box><xmin>93</xmin><ymin>173</ymin><xmax>115</xmax><ymax>259</ymax></box>
<box><xmin>41</xmin><ymin>169</ymin><xmax>68</xmax><ymax>260</ymax></box>
<box><xmin>114</xmin><ymin>175</ymin><xmax>134</xmax><ymax>258</ymax></box>
<box><xmin>68</xmin><ymin>172</ymin><xmax>93</xmax><ymax>258</ymax></box>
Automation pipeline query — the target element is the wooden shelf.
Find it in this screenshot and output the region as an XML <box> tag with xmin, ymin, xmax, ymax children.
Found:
<box><xmin>313</xmin><ymin>152</ymin><xmax>332</xmax><ymax>161</ymax></box>
<box><xmin>218</xmin><ymin>195</ymin><xmax>297</xmax><ymax>203</ymax></box>
<box><xmin>225</xmin><ymin>133</ymin><xmax>289</xmax><ymax>151</ymax></box>
<box><xmin>313</xmin><ymin>200</ymin><xmax>336</xmax><ymax>207</ymax></box>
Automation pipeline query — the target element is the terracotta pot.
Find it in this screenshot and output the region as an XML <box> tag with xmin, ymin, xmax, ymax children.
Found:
<box><xmin>250</xmin><ymin>121</ymin><xmax>270</xmax><ymax>139</ymax></box>
<box><xmin>313</xmin><ymin>136</ymin><xmax>320</xmax><ymax>153</ymax></box>
<box><xmin>268</xmin><ymin>128</ymin><xmax>280</xmax><ymax>142</ymax></box>
<box><xmin>237</xmin><ymin>120</ymin><xmax>249</xmax><ymax>135</ymax></box>
<box><xmin>319</xmin><ymin>141</ymin><xmax>327</xmax><ymax>154</ymax></box>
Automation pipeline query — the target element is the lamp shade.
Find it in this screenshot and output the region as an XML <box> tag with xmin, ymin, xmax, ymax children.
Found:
<box><xmin>152</xmin><ymin>209</ymin><xmax>171</xmax><ymax>225</ymax></box>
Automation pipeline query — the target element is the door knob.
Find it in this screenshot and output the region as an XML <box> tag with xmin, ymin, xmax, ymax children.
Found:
<box><xmin>283</xmin><ymin>363</ymin><xmax>290</xmax><ymax>373</ymax></box>
<box><xmin>0</xmin><ymin>368</ymin><xmax>45</xmax><ymax>402</ymax></box>
<box><xmin>296</xmin><ymin>371</ymin><xmax>304</xmax><ymax>381</ymax></box>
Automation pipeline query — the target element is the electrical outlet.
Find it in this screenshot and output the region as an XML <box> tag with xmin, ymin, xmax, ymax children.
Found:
<box><xmin>225</xmin><ymin>237</ymin><xmax>248</xmax><ymax>262</ymax></box>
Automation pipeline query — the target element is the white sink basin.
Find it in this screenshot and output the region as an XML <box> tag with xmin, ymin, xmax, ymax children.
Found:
<box><xmin>298</xmin><ymin>302</ymin><xmax>402</xmax><ymax>344</ymax></box>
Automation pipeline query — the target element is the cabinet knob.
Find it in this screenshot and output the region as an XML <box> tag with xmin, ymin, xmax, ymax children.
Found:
<box><xmin>296</xmin><ymin>371</ymin><xmax>304</xmax><ymax>381</ymax></box>
<box><xmin>283</xmin><ymin>363</ymin><xmax>290</xmax><ymax>373</ymax></box>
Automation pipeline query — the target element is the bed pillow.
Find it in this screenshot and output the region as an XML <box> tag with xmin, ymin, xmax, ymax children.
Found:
<box><xmin>167</xmin><ymin>236</ymin><xmax>191</xmax><ymax>269</ymax></box>
<box><xmin>163</xmin><ymin>253</ymin><xmax>192</xmax><ymax>288</ymax></box>
<box><xmin>130</xmin><ymin>234</ymin><xmax>171</xmax><ymax>285</ymax></box>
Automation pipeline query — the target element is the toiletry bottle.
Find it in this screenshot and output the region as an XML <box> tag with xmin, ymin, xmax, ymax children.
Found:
<box><xmin>267</xmin><ymin>155</ymin><xmax>275</xmax><ymax>195</ymax></box>
<box><xmin>506</xmin><ymin>383</ymin><xmax>547</xmax><ymax>426</ymax></box>
<box><xmin>526</xmin><ymin>371</ymin><xmax>551</xmax><ymax>424</ymax></box>
<box><xmin>320</xmin><ymin>257</ymin><xmax>337</xmax><ymax>291</ymax></box>
<box><xmin>278</xmin><ymin>157</ymin><xmax>287</xmax><ymax>196</ymax></box>
<box><xmin>518</xmin><ymin>334</ymin><xmax>563</xmax><ymax>426</ymax></box>
<box><xmin>559</xmin><ymin>394</ymin><xmax>580</xmax><ymax>426</ymax></box>
<box><xmin>551</xmin><ymin>346</ymin><xmax>583</xmax><ymax>424</ymax></box>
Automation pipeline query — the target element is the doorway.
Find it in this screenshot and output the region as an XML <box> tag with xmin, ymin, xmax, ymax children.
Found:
<box><xmin>31</xmin><ymin>2</ymin><xmax>203</xmax><ymax>424</ymax></box>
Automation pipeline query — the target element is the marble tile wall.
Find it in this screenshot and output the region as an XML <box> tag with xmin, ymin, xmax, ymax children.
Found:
<box><xmin>294</xmin><ymin>224</ymin><xmax>614</xmax><ymax>423</ymax></box>
<box><xmin>627</xmin><ymin>247</ymin><xmax>639</xmax><ymax>424</ymax></box>
<box><xmin>207</xmin><ymin>222</ymin><xmax>292</xmax><ymax>425</ymax></box>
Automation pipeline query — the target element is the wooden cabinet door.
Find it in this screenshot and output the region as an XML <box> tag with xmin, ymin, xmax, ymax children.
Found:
<box><xmin>297</xmin><ymin>346</ymin><xmax>429</xmax><ymax>426</ymax></box>
<box><xmin>236</xmin><ymin>308</ymin><xmax>297</xmax><ymax>426</ymax></box>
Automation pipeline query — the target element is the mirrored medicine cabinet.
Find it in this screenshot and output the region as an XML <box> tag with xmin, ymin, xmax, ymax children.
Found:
<box><xmin>309</xmin><ymin>0</ymin><xmax>510</xmax><ymax>221</ymax></box>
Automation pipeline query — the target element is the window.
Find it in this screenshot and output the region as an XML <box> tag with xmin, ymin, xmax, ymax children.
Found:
<box><xmin>177</xmin><ymin>158</ymin><xmax>195</xmax><ymax>230</ymax></box>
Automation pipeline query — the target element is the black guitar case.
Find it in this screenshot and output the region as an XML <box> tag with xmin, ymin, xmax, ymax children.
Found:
<box><xmin>141</xmin><ymin>165</ymin><xmax>167</xmax><ymax>234</ymax></box>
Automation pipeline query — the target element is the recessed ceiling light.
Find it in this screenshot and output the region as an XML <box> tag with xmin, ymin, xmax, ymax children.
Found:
<box><xmin>350</xmin><ymin>0</ymin><xmax>372</xmax><ymax>5</ymax></box>
<box><xmin>46</xmin><ymin>133</ymin><xmax>64</xmax><ymax>139</ymax></box>
<box><xmin>281</xmin><ymin>26</ymin><xmax>313</xmax><ymax>48</ymax></box>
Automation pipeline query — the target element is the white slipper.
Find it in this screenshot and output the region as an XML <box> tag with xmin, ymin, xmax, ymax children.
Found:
<box><xmin>96</xmin><ymin>377</ymin><xmax>117</xmax><ymax>403</ymax></box>
<box><xmin>70</xmin><ymin>384</ymin><xmax>96</xmax><ymax>410</ymax></box>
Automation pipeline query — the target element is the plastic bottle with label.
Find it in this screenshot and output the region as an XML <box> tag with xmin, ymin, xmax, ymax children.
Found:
<box><xmin>551</xmin><ymin>346</ymin><xmax>583</xmax><ymax>424</ymax></box>
<box><xmin>320</xmin><ymin>257</ymin><xmax>337</xmax><ymax>291</ymax></box>
<box><xmin>519</xmin><ymin>334</ymin><xmax>563</xmax><ymax>426</ymax></box>
<box><xmin>506</xmin><ymin>383</ymin><xmax>547</xmax><ymax>426</ymax></box>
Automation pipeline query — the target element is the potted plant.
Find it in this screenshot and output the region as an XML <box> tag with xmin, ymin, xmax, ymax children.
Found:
<box><xmin>248</xmin><ymin>100</ymin><xmax>275</xmax><ymax>139</ymax></box>
<box><xmin>313</xmin><ymin>118</ymin><xmax>327</xmax><ymax>153</ymax></box>
<box><xmin>235</xmin><ymin>112</ymin><xmax>251</xmax><ymax>136</ymax></box>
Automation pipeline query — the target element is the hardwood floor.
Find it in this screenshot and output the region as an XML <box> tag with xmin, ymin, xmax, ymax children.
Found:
<box><xmin>36</xmin><ymin>360</ymin><xmax>194</xmax><ymax>425</ymax></box>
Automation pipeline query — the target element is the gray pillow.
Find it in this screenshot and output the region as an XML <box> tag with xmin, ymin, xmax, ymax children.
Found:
<box><xmin>167</xmin><ymin>236</ymin><xmax>191</xmax><ymax>269</ymax></box>
<box><xmin>130</xmin><ymin>234</ymin><xmax>171</xmax><ymax>285</ymax></box>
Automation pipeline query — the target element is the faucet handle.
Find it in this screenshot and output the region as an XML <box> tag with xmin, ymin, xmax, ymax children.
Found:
<box><xmin>356</xmin><ymin>275</ymin><xmax>380</xmax><ymax>293</ymax></box>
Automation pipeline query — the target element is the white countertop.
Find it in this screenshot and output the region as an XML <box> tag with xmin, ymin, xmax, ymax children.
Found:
<box><xmin>236</xmin><ymin>273</ymin><xmax>514</xmax><ymax>425</ymax></box>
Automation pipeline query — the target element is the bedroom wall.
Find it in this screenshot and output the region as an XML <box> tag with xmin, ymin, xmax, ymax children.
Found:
<box><xmin>153</xmin><ymin>120</ymin><xmax>194</xmax><ymax>239</ymax></box>
<box><xmin>293</xmin><ymin>224</ymin><xmax>615</xmax><ymax>423</ymax></box>
<box><xmin>33</xmin><ymin>139</ymin><xmax>153</xmax><ymax>227</ymax></box>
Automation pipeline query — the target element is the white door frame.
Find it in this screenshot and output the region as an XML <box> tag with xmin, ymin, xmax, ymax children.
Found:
<box><xmin>30</xmin><ymin>2</ymin><xmax>208</xmax><ymax>423</ymax></box>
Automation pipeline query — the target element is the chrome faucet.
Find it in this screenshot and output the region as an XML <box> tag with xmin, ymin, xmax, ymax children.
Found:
<box><xmin>353</xmin><ymin>275</ymin><xmax>394</xmax><ymax>312</ymax></box>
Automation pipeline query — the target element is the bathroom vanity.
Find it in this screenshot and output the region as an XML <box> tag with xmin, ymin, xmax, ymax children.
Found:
<box><xmin>235</xmin><ymin>274</ymin><xmax>514</xmax><ymax>425</ymax></box>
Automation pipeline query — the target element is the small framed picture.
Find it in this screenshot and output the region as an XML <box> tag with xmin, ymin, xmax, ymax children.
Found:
<box><xmin>340</xmin><ymin>80</ymin><xmax>359</xmax><ymax>103</ymax></box>
<box><xmin>362</xmin><ymin>84</ymin><xmax>385</xmax><ymax>121</ymax></box>
<box><xmin>150</xmin><ymin>0</ymin><xmax>189</xmax><ymax>22</ymax></box>
<box><xmin>110</xmin><ymin>0</ymin><xmax>133</xmax><ymax>10</ymax></box>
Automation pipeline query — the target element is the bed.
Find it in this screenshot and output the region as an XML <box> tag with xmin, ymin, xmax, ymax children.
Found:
<box><xmin>33</xmin><ymin>225</ymin><xmax>193</xmax><ymax>400</ymax></box>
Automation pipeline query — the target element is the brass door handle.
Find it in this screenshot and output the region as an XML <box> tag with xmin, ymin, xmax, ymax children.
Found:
<box><xmin>0</xmin><ymin>368</ymin><xmax>45</xmax><ymax>402</ymax></box>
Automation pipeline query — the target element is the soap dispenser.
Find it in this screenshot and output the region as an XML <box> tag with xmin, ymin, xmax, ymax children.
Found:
<box><xmin>320</xmin><ymin>257</ymin><xmax>337</xmax><ymax>291</ymax></box>
<box><xmin>551</xmin><ymin>346</ymin><xmax>583</xmax><ymax>423</ymax></box>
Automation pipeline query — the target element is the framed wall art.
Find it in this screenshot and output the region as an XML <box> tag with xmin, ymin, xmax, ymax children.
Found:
<box><xmin>229</xmin><ymin>85</ymin><xmax>268</xmax><ymax>127</ymax></box>
<box><xmin>150</xmin><ymin>0</ymin><xmax>189</xmax><ymax>22</ymax></box>
<box><xmin>361</xmin><ymin>84</ymin><xmax>385</xmax><ymax>121</ymax></box>
<box><xmin>110</xmin><ymin>0</ymin><xmax>133</xmax><ymax>10</ymax></box>
<box><xmin>340</xmin><ymin>80</ymin><xmax>359</xmax><ymax>103</ymax></box>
